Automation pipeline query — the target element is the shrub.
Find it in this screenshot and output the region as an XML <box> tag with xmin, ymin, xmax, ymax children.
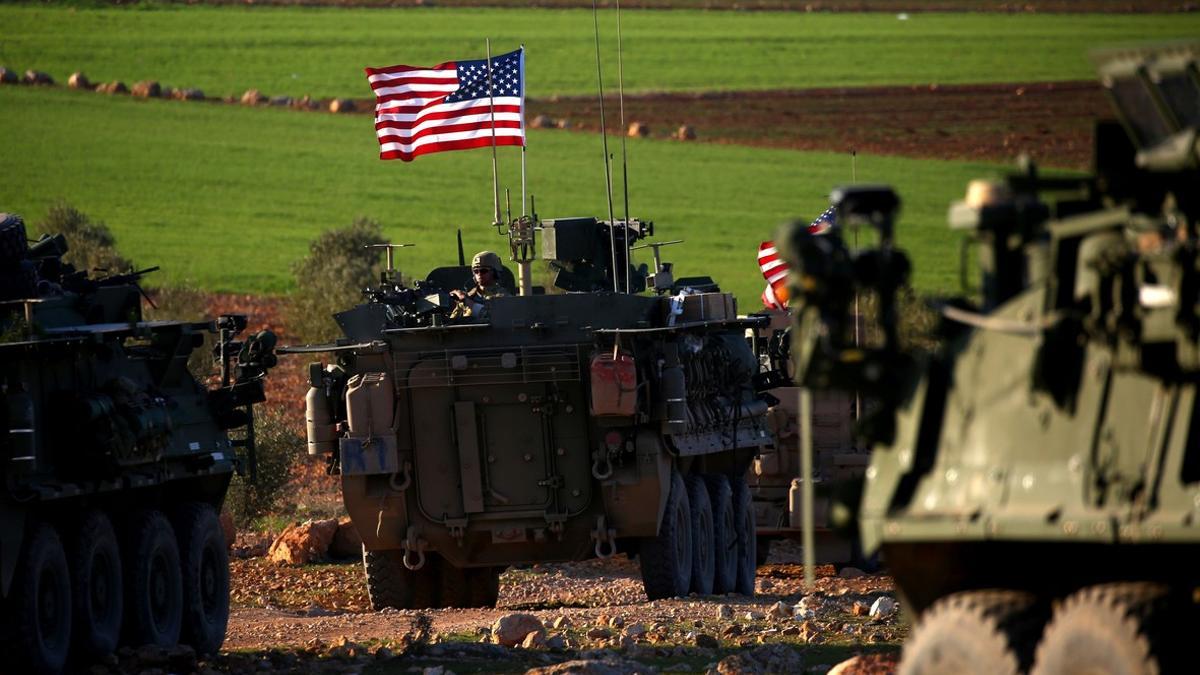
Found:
<box><xmin>224</xmin><ymin>407</ymin><xmax>302</xmax><ymax>529</ymax></box>
<box><xmin>285</xmin><ymin>217</ymin><xmax>387</xmax><ymax>344</ymax></box>
<box><xmin>34</xmin><ymin>202</ymin><xmax>132</xmax><ymax>275</ymax></box>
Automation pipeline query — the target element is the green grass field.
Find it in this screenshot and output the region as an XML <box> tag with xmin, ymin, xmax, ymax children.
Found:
<box><xmin>1</xmin><ymin>85</ymin><xmax>1020</xmax><ymax>304</ymax></box>
<box><xmin>3</xmin><ymin>5</ymin><xmax>1197</xmax><ymax>99</ymax></box>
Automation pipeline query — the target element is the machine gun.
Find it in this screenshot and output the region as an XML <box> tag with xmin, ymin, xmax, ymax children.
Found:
<box><xmin>209</xmin><ymin>315</ymin><xmax>278</xmax><ymax>481</ymax></box>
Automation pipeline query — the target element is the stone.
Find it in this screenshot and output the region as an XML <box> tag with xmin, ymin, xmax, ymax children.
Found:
<box><xmin>850</xmin><ymin>602</ymin><xmax>869</xmax><ymax>617</ymax></box>
<box><xmin>269</xmin><ymin>95</ymin><xmax>293</xmax><ymax>106</ymax></box>
<box><xmin>525</xmin><ymin>659</ymin><xmax>646</xmax><ymax>675</ymax></box>
<box><xmin>869</xmin><ymin>596</ymin><xmax>897</xmax><ymax>618</ymax></box>
<box><xmin>491</xmin><ymin>613</ymin><xmax>544</xmax><ymax>647</ymax></box>
<box><xmin>544</xmin><ymin>634</ymin><xmax>567</xmax><ymax>650</ymax></box>
<box><xmin>744</xmin><ymin>610</ymin><xmax>766</xmax><ymax>621</ymax></box>
<box><xmin>556</xmin><ymin>118</ymin><xmax>571</xmax><ymax>129</ymax></box>
<box><xmin>622</xmin><ymin>623</ymin><xmax>646</xmax><ymax>639</ymax></box>
<box><xmin>131</xmin><ymin>80</ymin><xmax>161</xmax><ymax>98</ymax></box>
<box><xmin>241</xmin><ymin>89</ymin><xmax>267</xmax><ymax>105</ymax></box>
<box><xmin>838</xmin><ymin>566</ymin><xmax>865</xmax><ymax>579</ymax></box>
<box><xmin>0</xmin><ymin>67</ymin><xmax>18</xmax><ymax>84</ymax></box>
<box><xmin>329</xmin><ymin>98</ymin><xmax>356</xmax><ymax>113</ymax></box>
<box><xmin>714</xmin><ymin>644</ymin><xmax>804</xmax><ymax>675</ymax></box>
<box><xmin>676</xmin><ymin>125</ymin><xmax>696</xmax><ymax>141</ymax></box>
<box><xmin>607</xmin><ymin>615</ymin><xmax>625</xmax><ymax>629</ymax></box>
<box><xmin>219</xmin><ymin>509</ymin><xmax>235</xmax><ymax>548</ymax></box>
<box><xmin>68</xmin><ymin>72</ymin><xmax>90</xmax><ymax>89</ymax></box>
<box><xmin>521</xmin><ymin>629</ymin><xmax>548</xmax><ymax>649</ymax></box>
<box><xmin>23</xmin><ymin>70</ymin><xmax>53</xmax><ymax>85</ymax></box>
<box><xmin>172</xmin><ymin>88</ymin><xmax>205</xmax><ymax>101</ymax></box>
<box><xmin>827</xmin><ymin>656</ymin><xmax>869</xmax><ymax>675</ymax></box>
<box><xmin>293</xmin><ymin>95</ymin><xmax>319</xmax><ymax>110</ymax></box>
<box><xmin>585</xmin><ymin>627</ymin><xmax>612</xmax><ymax>640</ymax></box>
<box><xmin>267</xmin><ymin>518</ymin><xmax>339</xmax><ymax>565</ymax></box>
<box><xmin>532</xmin><ymin>114</ymin><xmax>556</xmax><ymax>128</ymax></box>
<box><xmin>716</xmin><ymin>604</ymin><xmax>733</xmax><ymax>620</ymax></box>
<box><xmin>627</xmin><ymin>121</ymin><xmax>650</xmax><ymax>137</ymax></box>
<box><xmin>768</xmin><ymin>601</ymin><xmax>791</xmax><ymax>619</ymax></box>
<box><xmin>552</xmin><ymin>615</ymin><xmax>572</xmax><ymax>629</ymax></box>
<box><xmin>96</xmin><ymin>81</ymin><xmax>128</xmax><ymax>95</ymax></box>
<box><xmin>693</xmin><ymin>632</ymin><xmax>719</xmax><ymax>649</ymax></box>
<box><xmin>329</xmin><ymin>517</ymin><xmax>363</xmax><ymax>558</ymax></box>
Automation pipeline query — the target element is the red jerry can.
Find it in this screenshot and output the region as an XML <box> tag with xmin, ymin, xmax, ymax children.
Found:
<box><xmin>590</xmin><ymin>348</ymin><xmax>637</xmax><ymax>416</ymax></box>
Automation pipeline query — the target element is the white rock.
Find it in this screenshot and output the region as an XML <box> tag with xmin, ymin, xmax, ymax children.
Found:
<box><xmin>768</xmin><ymin>601</ymin><xmax>791</xmax><ymax>619</ymax></box>
<box><xmin>869</xmin><ymin>596</ymin><xmax>897</xmax><ymax>618</ymax></box>
<box><xmin>491</xmin><ymin>613</ymin><xmax>544</xmax><ymax>647</ymax></box>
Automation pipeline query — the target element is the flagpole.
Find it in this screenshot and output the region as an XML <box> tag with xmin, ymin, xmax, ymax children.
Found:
<box><xmin>520</xmin><ymin>45</ymin><xmax>527</xmax><ymax>218</ymax></box>
<box><xmin>486</xmin><ymin>38</ymin><xmax>501</xmax><ymax>226</ymax></box>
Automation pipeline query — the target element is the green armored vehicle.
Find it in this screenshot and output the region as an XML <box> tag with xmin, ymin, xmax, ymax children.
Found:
<box><xmin>290</xmin><ymin>215</ymin><xmax>777</xmax><ymax>607</ymax></box>
<box><xmin>0</xmin><ymin>216</ymin><xmax>276</xmax><ymax>673</ymax></box>
<box><xmin>781</xmin><ymin>43</ymin><xmax>1200</xmax><ymax>674</ymax></box>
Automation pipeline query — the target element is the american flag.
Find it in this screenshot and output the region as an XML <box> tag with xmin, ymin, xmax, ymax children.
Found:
<box><xmin>758</xmin><ymin>205</ymin><xmax>837</xmax><ymax>309</ymax></box>
<box><xmin>365</xmin><ymin>48</ymin><xmax>525</xmax><ymax>162</ymax></box>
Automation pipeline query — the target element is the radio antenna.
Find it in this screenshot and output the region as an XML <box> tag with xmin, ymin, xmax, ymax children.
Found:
<box><xmin>592</xmin><ymin>0</ymin><xmax>619</xmax><ymax>293</ymax></box>
<box><xmin>616</xmin><ymin>0</ymin><xmax>632</xmax><ymax>294</ymax></box>
<box><xmin>486</xmin><ymin>38</ymin><xmax>502</xmax><ymax>226</ymax></box>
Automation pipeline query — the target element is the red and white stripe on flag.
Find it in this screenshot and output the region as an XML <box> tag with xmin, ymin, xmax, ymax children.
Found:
<box><xmin>365</xmin><ymin>59</ymin><xmax>524</xmax><ymax>162</ymax></box>
<box><xmin>758</xmin><ymin>241</ymin><xmax>790</xmax><ymax>309</ymax></box>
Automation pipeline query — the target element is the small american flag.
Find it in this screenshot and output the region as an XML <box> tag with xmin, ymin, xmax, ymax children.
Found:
<box><xmin>757</xmin><ymin>205</ymin><xmax>837</xmax><ymax>309</ymax></box>
<box><xmin>366</xmin><ymin>48</ymin><xmax>525</xmax><ymax>162</ymax></box>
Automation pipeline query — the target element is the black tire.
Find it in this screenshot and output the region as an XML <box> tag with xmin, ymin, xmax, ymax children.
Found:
<box><xmin>0</xmin><ymin>213</ymin><xmax>28</xmax><ymax>264</ymax></box>
<box><xmin>900</xmin><ymin>590</ymin><xmax>1044</xmax><ymax>675</ymax></box>
<box><xmin>70</xmin><ymin>511</ymin><xmax>123</xmax><ymax>661</ymax></box>
<box><xmin>704</xmin><ymin>474</ymin><xmax>738</xmax><ymax>594</ymax></box>
<box><xmin>730</xmin><ymin>474</ymin><xmax>757</xmax><ymax>595</ymax></box>
<box><xmin>466</xmin><ymin>567</ymin><xmax>502</xmax><ymax>608</ymax></box>
<box><xmin>10</xmin><ymin>523</ymin><xmax>72</xmax><ymax>674</ymax></box>
<box><xmin>639</xmin><ymin>468</ymin><xmax>692</xmax><ymax>600</ymax></box>
<box><xmin>122</xmin><ymin>510</ymin><xmax>183</xmax><ymax>647</ymax></box>
<box><xmin>1031</xmin><ymin>582</ymin><xmax>1180</xmax><ymax>675</ymax></box>
<box><xmin>363</xmin><ymin>547</ymin><xmax>439</xmax><ymax>610</ymax></box>
<box><xmin>685</xmin><ymin>473</ymin><xmax>715</xmax><ymax>595</ymax></box>
<box><xmin>755</xmin><ymin>535</ymin><xmax>773</xmax><ymax>568</ymax></box>
<box><xmin>174</xmin><ymin>503</ymin><xmax>229</xmax><ymax>656</ymax></box>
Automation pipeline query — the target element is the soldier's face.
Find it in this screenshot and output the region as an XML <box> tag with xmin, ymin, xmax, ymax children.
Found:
<box><xmin>473</xmin><ymin>267</ymin><xmax>494</xmax><ymax>286</ymax></box>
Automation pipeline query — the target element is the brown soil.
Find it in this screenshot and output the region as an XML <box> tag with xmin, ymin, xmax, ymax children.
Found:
<box><xmin>528</xmin><ymin>80</ymin><xmax>1109</xmax><ymax>170</ymax></box>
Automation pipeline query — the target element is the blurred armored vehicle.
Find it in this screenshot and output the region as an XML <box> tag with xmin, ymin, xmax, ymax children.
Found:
<box><xmin>781</xmin><ymin>42</ymin><xmax>1200</xmax><ymax>674</ymax></box>
<box><xmin>748</xmin><ymin>310</ymin><xmax>868</xmax><ymax>568</ymax></box>
<box><xmin>0</xmin><ymin>214</ymin><xmax>277</xmax><ymax>674</ymax></box>
<box><xmin>289</xmin><ymin>214</ymin><xmax>779</xmax><ymax>608</ymax></box>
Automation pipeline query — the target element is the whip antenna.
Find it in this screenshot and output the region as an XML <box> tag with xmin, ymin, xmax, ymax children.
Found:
<box><xmin>592</xmin><ymin>0</ymin><xmax>619</xmax><ymax>293</ymax></box>
<box><xmin>486</xmin><ymin>38</ymin><xmax>502</xmax><ymax>226</ymax></box>
<box><xmin>616</xmin><ymin>0</ymin><xmax>632</xmax><ymax>294</ymax></box>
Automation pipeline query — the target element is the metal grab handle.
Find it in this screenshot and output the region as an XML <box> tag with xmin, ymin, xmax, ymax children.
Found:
<box><xmin>402</xmin><ymin>525</ymin><xmax>426</xmax><ymax>570</ymax></box>
<box><xmin>594</xmin><ymin>537</ymin><xmax>617</xmax><ymax>559</ymax></box>
<box><xmin>389</xmin><ymin>461</ymin><xmax>412</xmax><ymax>492</ymax></box>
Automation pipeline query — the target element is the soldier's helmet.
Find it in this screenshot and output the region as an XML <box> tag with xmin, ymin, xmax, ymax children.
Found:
<box><xmin>471</xmin><ymin>250</ymin><xmax>503</xmax><ymax>275</ymax></box>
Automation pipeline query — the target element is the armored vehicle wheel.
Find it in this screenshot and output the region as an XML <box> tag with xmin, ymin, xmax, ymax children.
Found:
<box><xmin>639</xmin><ymin>468</ymin><xmax>693</xmax><ymax>600</ymax></box>
<box><xmin>122</xmin><ymin>510</ymin><xmax>183</xmax><ymax>647</ymax></box>
<box><xmin>441</xmin><ymin>563</ymin><xmax>502</xmax><ymax>608</ymax></box>
<box><xmin>730</xmin><ymin>475</ymin><xmax>756</xmax><ymax>595</ymax></box>
<box><xmin>70</xmin><ymin>511</ymin><xmax>123</xmax><ymax>661</ymax></box>
<box><xmin>685</xmin><ymin>474</ymin><xmax>715</xmax><ymax>595</ymax></box>
<box><xmin>9</xmin><ymin>523</ymin><xmax>72</xmax><ymax>674</ymax></box>
<box><xmin>363</xmin><ymin>547</ymin><xmax>439</xmax><ymax>610</ymax></box>
<box><xmin>0</xmin><ymin>213</ymin><xmax>27</xmax><ymax>263</ymax></box>
<box><xmin>1031</xmin><ymin>582</ymin><xmax>1178</xmax><ymax>675</ymax></box>
<box><xmin>899</xmin><ymin>590</ymin><xmax>1042</xmax><ymax>675</ymax></box>
<box><xmin>174</xmin><ymin>503</ymin><xmax>229</xmax><ymax>655</ymax></box>
<box><xmin>704</xmin><ymin>474</ymin><xmax>738</xmax><ymax>594</ymax></box>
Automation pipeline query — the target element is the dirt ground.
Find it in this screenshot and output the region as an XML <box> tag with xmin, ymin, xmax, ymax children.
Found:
<box><xmin>528</xmin><ymin>81</ymin><xmax>1109</xmax><ymax>170</ymax></box>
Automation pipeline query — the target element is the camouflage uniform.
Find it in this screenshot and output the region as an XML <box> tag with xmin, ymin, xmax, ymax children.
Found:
<box><xmin>451</xmin><ymin>250</ymin><xmax>509</xmax><ymax>318</ymax></box>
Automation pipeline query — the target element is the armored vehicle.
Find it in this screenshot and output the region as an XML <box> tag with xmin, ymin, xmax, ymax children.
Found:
<box><xmin>0</xmin><ymin>215</ymin><xmax>276</xmax><ymax>673</ymax></box>
<box><xmin>291</xmin><ymin>214</ymin><xmax>778</xmax><ymax>608</ymax></box>
<box><xmin>749</xmin><ymin>310</ymin><xmax>868</xmax><ymax>568</ymax></box>
<box><xmin>781</xmin><ymin>43</ymin><xmax>1200</xmax><ymax>674</ymax></box>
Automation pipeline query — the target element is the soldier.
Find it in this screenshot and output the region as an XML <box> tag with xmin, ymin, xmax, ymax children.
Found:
<box><xmin>450</xmin><ymin>250</ymin><xmax>509</xmax><ymax>318</ymax></box>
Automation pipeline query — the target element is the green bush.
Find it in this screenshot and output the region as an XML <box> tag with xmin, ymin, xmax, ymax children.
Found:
<box><xmin>224</xmin><ymin>407</ymin><xmax>302</xmax><ymax>529</ymax></box>
<box><xmin>34</xmin><ymin>202</ymin><xmax>132</xmax><ymax>275</ymax></box>
<box><xmin>285</xmin><ymin>217</ymin><xmax>387</xmax><ymax>344</ymax></box>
